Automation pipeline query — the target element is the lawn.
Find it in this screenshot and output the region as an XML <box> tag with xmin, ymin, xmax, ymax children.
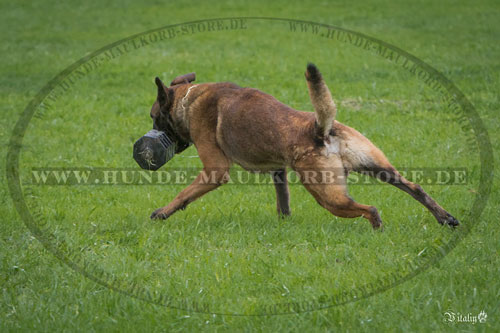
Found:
<box><xmin>1</xmin><ymin>0</ymin><xmax>499</xmax><ymax>331</ymax></box>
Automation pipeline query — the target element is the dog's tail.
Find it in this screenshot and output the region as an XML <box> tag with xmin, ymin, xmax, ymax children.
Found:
<box><xmin>305</xmin><ymin>63</ymin><xmax>337</xmax><ymax>139</ymax></box>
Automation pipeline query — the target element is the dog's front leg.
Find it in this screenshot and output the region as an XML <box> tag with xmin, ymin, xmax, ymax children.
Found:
<box><xmin>151</xmin><ymin>134</ymin><xmax>232</xmax><ymax>220</ymax></box>
<box><xmin>150</xmin><ymin>167</ymin><xmax>230</xmax><ymax>219</ymax></box>
<box><xmin>271</xmin><ymin>169</ymin><xmax>291</xmax><ymax>217</ymax></box>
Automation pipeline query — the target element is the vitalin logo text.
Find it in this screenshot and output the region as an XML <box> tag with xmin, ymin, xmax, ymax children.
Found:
<box><xmin>443</xmin><ymin>310</ymin><xmax>488</xmax><ymax>324</ymax></box>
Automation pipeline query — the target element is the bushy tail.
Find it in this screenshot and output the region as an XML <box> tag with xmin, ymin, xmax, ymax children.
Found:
<box><xmin>305</xmin><ymin>63</ymin><xmax>337</xmax><ymax>140</ymax></box>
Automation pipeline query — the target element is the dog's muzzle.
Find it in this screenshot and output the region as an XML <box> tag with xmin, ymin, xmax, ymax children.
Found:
<box><xmin>133</xmin><ymin>130</ymin><xmax>176</xmax><ymax>170</ymax></box>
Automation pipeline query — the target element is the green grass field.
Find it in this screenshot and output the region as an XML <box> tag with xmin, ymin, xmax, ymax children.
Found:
<box><xmin>1</xmin><ymin>1</ymin><xmax>499</xmax><ymax>331</ymax></box>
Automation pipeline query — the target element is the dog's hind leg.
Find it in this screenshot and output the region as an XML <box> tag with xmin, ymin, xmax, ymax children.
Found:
<box><xmin>271</xmin><ymin>169</ymin><xmax>291</xmax><ymax>217</ymax></box>
<box><xmin>294</xmin><ymin>156</ymin><xmax>383</xmax><ymax>229</ymax></box>
<box><xmin>361</xmin><ymin>164</ymin><xmax>459</xmax><ymax>227</ymax></box>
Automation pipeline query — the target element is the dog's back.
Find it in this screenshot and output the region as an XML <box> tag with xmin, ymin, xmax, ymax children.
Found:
<box><xmin>214</xmin><ymin>86</ymin><xmax>317</xmax><ymax>171</ymax></box>
<box><xmin>207</xmin><ymin>76</ymin><xmax>382</xmax><ymax>174</ymax></box>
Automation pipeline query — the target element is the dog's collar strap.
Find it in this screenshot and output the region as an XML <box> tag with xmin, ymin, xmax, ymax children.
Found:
<box><xmin>164</xmin><ymin>113</ymin><xmax>191</xmax><ymax>153</ymax></box>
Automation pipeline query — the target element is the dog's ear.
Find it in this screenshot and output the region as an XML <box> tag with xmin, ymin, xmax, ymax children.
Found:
<box><xmin>155</xmin><ymin>77</ymin><xmax>168</xmax><ymax>107</ymax></box>
<box><xmin>170</xmin><ymin>72</ymin><xmax>196</xmax><ymax>86</ymax></box>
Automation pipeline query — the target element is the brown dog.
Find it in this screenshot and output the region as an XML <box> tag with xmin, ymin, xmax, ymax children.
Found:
<box><xmin>148</xmin><ymin>64</ymin><xmax>459</xmax><ymax>229</ymax></box>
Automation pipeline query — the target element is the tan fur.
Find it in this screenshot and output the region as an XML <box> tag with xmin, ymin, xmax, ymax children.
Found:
<box><xmin>148</xmin><ymin>65</ymin><xmax>459</xmax><ymax>229</ymax></box>
<box><xmin>306</xmin><ymin>86</ymin><xmax>336</xmax><ymax>138</ymax></box>
<box><xmin>305</xmin><ymin>63</ymin><xmax>337</xmax><ymax>139</ymax></box>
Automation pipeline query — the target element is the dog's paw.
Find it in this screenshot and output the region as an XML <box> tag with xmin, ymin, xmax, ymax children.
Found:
<box><xmin>150</xmin><ymin>208</ymin><xmax>170</xmax><ymax>220</ymax></box>
<box><xmin>368</xmin><ymin>206</ymin><xmax>383</xmax><ymax>230</ymax></box>
<box><xmin>438</xmin><ymin>213</ymin><xmax>460</xmax><ymax>227</ymax></box>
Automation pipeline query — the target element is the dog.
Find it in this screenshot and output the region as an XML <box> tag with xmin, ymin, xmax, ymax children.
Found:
<box><xmin>148</xmin><ymin>64</ymin><xmax>459</xmax><ymax>229</ymax></box>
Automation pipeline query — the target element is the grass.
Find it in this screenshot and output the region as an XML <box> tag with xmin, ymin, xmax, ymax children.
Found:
<box><xmin>1</xmin><ymin>0</ymin><xmax>499</xmax><ymax>331</ymax></box>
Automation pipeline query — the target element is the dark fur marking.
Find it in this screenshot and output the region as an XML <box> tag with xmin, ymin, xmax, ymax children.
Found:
<box><xmin>306</xmin><ymin>63</ymin><xmax>322</xmax><ymax>84</ymax></box>
<box><xmin>313</xmin><ymin>121</ymin><xmax>326</xmax><ymax>146</ymax></box>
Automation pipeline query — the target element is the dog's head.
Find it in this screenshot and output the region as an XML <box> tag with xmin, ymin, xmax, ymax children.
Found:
<box><xmin>150</xmin><ymin>73</ymin><xmax>195</xmax><ymax>152</ymax></box>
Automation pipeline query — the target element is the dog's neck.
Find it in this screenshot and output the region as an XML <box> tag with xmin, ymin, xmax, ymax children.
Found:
<box><xmin>171</xmin><ymin>84</ymin><xmax>199</xmax><ymax>143</ymax></box>
<box><xmin>179</xmin><ymin>84</ymin><xmax>198</xmax><ymax>113</ymax></box>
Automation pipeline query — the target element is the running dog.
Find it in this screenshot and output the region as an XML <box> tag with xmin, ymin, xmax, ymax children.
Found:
<box><xmin>148</xmin><ymin>64</ymin><xmax>459</xmax><ymax>229</ymax></box>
